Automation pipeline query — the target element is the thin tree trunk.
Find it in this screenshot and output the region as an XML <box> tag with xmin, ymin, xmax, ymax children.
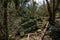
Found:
<box><xmin>3</xmin><ymin>0</ymin><xmax>8</xmax><ymax>40</ymax></box>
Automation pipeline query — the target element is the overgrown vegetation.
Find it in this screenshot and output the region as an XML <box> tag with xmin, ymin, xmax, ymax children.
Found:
<box><xmin>0</xmin><ymin>0</ymin><xmax>60</xmax><ymax>40</ymax></box>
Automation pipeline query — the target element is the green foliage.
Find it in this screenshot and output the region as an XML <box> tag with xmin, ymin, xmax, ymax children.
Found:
<box><xmin>7</xmin><ymin>1</ymin><xmax>15</xmax><ymax>12</ymax></box>
<box><xmin>1</xmin><ymin>0</ymin><xmax>60</xmax><ymax>40</ymax></box>
<box><xmin>9</xmin><ymin>34</ymin><xmax>15</xmax><ymax>40</ymax></box>
<box><xmin>7</xmin><ymin>0</ymin><xmax>50</xmax><ymax>37</ymax></box>
<box><xmin>20</xmin><ymin>31</ymin><xmax>24</xmax><ymax>37</ymax></box>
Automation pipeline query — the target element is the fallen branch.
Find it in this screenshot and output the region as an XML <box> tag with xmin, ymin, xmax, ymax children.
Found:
<box><xmin>40</xmin><ymin>21</ymin><xmax>49</xmax><ymax>40</ymax></box>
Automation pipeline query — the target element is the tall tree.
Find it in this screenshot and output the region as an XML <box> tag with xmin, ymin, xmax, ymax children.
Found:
<box><xmin>46</xmin><ymin>0</ymin><xmax>60</xmax><ymax>25</ymax></box>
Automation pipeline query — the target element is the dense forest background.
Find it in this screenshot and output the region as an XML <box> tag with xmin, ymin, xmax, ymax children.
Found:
<box><xmin>0</xmin><ymin>0</ymin><xmax>60</xmax><ymax>40</ymax></box>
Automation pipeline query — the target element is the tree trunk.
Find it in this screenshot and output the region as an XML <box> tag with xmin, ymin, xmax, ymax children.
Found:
<box><xmin>3</xmin><ymin>0</ymin><xmax>8</xmax><ymax>40</ymax></box>
<box><xmin>49</xmin><ymin>12</ymin><xmax>55</xmax><ymax>25</ymax></box>
<box><xmin>46</xmin><ymin>0</ymin><xmax>59</xmax><ymax>25</ymax></box>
